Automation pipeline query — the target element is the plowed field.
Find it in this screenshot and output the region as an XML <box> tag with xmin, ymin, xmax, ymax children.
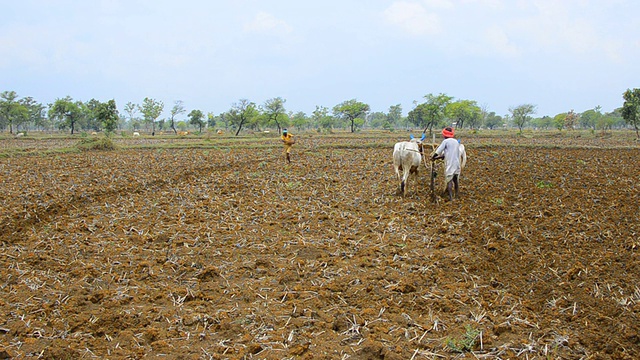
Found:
<box><xmin>1</xmin><ymin>132</ymin><xmax>639</xmax><ymax>359</ymax></box>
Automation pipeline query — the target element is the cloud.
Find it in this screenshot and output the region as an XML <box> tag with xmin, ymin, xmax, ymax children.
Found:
<box><xmin>382</xmin><ymin>1</ymin><xmax>442</xmax><ymax>36</ymax></box>
<box><xmin>483</xmin><ymin>25</ymin><xmax>520</xmax><ymax>57</ymax></box>
<box><xmin>243</xmin><ymin>12</ymin><xmax>293</xmax><ymax>36</ymax></box>
<box><xmin>423</xmin><ymin>0</ymin><xmax>454</xmax><ymax>9</ymax></box>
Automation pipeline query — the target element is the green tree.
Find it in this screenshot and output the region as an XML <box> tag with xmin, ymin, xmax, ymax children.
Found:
<box><xmin>312</xmin><ymin>105</ymin><xmax>334</xmax><ymax>130</ymax></box>
<box><xmin>333</xmin><ymin>99</ymin><xmax>370</xmax><ymax>133</ymax></box>
<box><xmin>21</xmin><ymin>97</ymin><xmax>48</xmax><ymax>131</ymax></box>
<box><xmin>420</xmin><ymin>93</ymin><xmax>453</xmax><ymax>134</ymax></box>
<box><xmin>531</xmin><ymin>116</ymin><xmax>554</xmax><ymax>129</ymax></box>
<box><xmin>138</xmin><ymin>97</ymin><xmax>164</xmax><ymax>135</ymax></box>
<box><xmin>95</xmin><ymin>99</ymin><xmax>119</xmax><ymax>134</ymax></box>
<box><xmin>49</xmin><ymin>96</ymin><xmax>83</xmax><ymax>134</ymax></box>
<box><xmin>169</xmin><ymin>100</ymin><xmax>186</xmax><ymax>135</ymax></box>
<box><xmin>291</xmin><ymin>111</ymin><xmax>309</xmax><ymax>130</ymax></box>
<box><xmin>387</xmin><ymin>104</ymin><xmax>403</xmax><ymax>129</ymax></box>
<box><xmin>484</xmin><ymin>112</ymin><xmax>503</xmax><ymax>129</ymax></box>
<box><xmin>447</xmin><ymin>99</ymin><xmax>481</xmax><ymax>129</ymax></box>
<box><xmin>229</xmin><ymin>99</ymin><xmax>257</xmax><ymax>136</ymax></box>
<box><xmin>621</xmin><ymin>88</ymin><xmax>640</xmax><ymax>139</ymax></box>
<box><xmin>553</xmin><ymin>113</ymin><xmax>566</xmax><ymax>131</ymax></box>
<box><xmin>188</xmin><ymin>109</ymin><xmax>205</xmax><ymax>133</ymax></box>
<box><xmin>124</xmin><ymin>102</ymin><xmax>139</xmax><ymax>131</ymax></box>
<box><xmin>367</xmin><ymin>111</ymin><xmax>387</xmax><ymax>129</ymax></box>
<box><xmin>83</xmin><ymin>99</ymin><xmax>103</xmax><ymax>131</ymax></box>
<box><xmin>0</xmin><ymin>91</ymin><xmax>28</xmax><ymax>134</ymax></box>
<box><xmin>263</xmin><ymin>97</ymin><xmax>287</xmax><ymax>133</ymax></box>
<box><xmin>509</xmin><ymin>104</ymin><xmax>536</xmax><ymax>133</ymax></box>
<box><xmin>407</xmin><ymin>103</ymin><xmax>429</xmax><ymax>130</ymax></box>
<box><xmin>580</xmin><ymin>106</ymin><xmax>601</xmax><ymax>130</ymax></box>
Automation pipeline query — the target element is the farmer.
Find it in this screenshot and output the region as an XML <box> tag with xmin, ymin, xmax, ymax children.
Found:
<box><xmin>281</xmin><ymin>128</ymin><xmax>295</xmax><ymax>163</ymax></box>
<box><xmin>431</xmin><ymin>126</ymin><xmax>461</xmax><ymax>201</ymax></box>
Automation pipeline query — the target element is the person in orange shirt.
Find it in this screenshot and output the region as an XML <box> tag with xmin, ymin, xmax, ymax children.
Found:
<box><xmin>281</xmin><ymin>128</ymin><xmax>295</xmax><ymax>163</ymax></box>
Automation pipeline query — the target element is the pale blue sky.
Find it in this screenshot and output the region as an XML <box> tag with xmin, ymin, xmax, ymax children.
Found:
<box><xmin>2</xmin><ymin>0</ymin><xmax>639</xmax><ymax>119</ymax></box>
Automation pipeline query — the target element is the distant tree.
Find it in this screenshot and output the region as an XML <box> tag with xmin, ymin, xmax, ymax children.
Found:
<box><xmin>95</xmin><ymin>99</ymin><xmax>119</xmax><ymax>134</ymax></box>
<box><xmin>564</xmin><ymin>110</ymin><xmax>579</xmax><ymax>130</ymax></box>
<box><xmin>312</xmin><ymin>105</ymin><xmax>334</xmax><ymax>130</ymax></box>
<box><xmin>49</xmin><ymin>96</ymin><xmax>83</xmax><ymax>134</ymax></box>
<box><xmin>207</xmin><ymin>112</ymin><xmax>216</xmax><ymax>128</ymax></box>
<box><xmin>333</xmin><ymin>99</ymin><xmax>370</xmax><ymax>133</ymax></box>
<box><xmin>124</xmin><ymin>102</ymin><xmax>139</xmax><ymax>130</ymax></box>
<box><xmin>531</xmin><ymin>116</ymin><xmax>554</xmax><ymax>129</ymax></box>
<box><xmin>176</xmin><ymin>121</ymin><xmax>188</xmax><ymax>131</ymax></box>
<box><xmin>209</xmin><ymin>112</ymin><xmax>231</xmax><ymax>131</ymax></box>
<box><xmin>447</xmin><ymin>99</ymin><xmax>481</xmax><ymax>129</ymax></box>
<box><xmin>597</xmin><ymin>115</ymin><xmax>616</xmax><ymax>131</ymax></box>
<box><xmin>509</xmin><ymin>104</ymin><xmax>536</xmax><ymax>133</ymax></box>
<box><xmin>169</xmin><ymin>100</ymin><xmax>186</xmax><ymax>135</ymax></box>
<box><xmin>367</xmin><ymin>111</ymin><xmax>387</xmax><ymax>129</ymax></box>
<box><xmin>291</xmin><ymin>111</ymin><xmax>308</xmax><ymax>130</ymax></box>
<box><xmin>484</xmin><ymin>112</ymin><xmax>503</xmax><ymax>129</ymax></box>
<box><xmin>553</xmin><ymin>113</ymin><xmax>566</xmax><ymax>131</ymax></box>
<box><xmin>579</xmin><ymin>106</ymin><xmax>601</xmax><ymax>130</ymax></box>
<box><xmin>621</xmin><ymin>88</ymin><xmax>640</xmax><ymax>139</ymax></box>
<box><xmin>0</xmin><ymin>91</ymin><xmax>28</xmax><ymax>134</ymax></box>
<box><xmin>407</xmin><ymin>103</ymin><xmax>429</xmax><ymax>130</ymax></box>
<box><xmin>421</xmin><ymin>93</ymin><xmax>453</xmax><ymax>134</ymax></box>
<box><xmin>84</xmin><ymin>99</ymin><xmax>105</xmax><ymax>131</ymax></box>
<box><xmin>387</xmin><ymin>104</ymin><xmax>403</xmax><ymax>128</ymax></box>
<box><xmin>263</xmin><ymin>97</ymin><xmax>287</xmax><ymax>133</ymax></box>
<box><xmin>228</xmin><ymin>99</ymin><xmax>257</xmax><ymax>136</ymax></box>
<box><xmin>21</xmin><ymin>97</ymin><xmax>47</xmax><ymax>131</ymax></box>
<box><xmin>138</xmin><ymin>97</ymin><xmax>164</xmax><ymax>135</ymax></box>
<box><xmin>188</xmin><ymin>109</ymin><xmax>205</xmax><ymax>133</ymax></box>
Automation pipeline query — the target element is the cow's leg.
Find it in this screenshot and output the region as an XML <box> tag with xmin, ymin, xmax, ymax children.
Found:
<box><xmin>402</xmin><ymin>169</ymin><xmax>411</xmax><ymax>196</ymax></box>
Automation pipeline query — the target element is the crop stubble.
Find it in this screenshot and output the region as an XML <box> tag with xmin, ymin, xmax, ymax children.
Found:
<box><xmin>0</xmin><ymin>135</ymin><xmax>639</xmax><ymax>359</ymax></box>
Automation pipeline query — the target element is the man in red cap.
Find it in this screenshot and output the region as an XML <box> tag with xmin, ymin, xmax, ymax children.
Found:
<box><xmin>431</xmin><ymin>126</ymin><xmax>462</xmax><ymax>201</ymax></box>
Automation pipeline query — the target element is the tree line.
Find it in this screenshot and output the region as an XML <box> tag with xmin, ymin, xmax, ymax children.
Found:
<box><xmin>1</xmin><ymin>90</ymin><xmax>639</xmax><ymax>138</ymax></box>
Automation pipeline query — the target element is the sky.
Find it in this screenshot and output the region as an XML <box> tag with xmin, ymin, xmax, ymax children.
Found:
<box><xmin>1</xmin><ymin>0</ymin><xmax>639</xmax><ymax>119</ymax></box>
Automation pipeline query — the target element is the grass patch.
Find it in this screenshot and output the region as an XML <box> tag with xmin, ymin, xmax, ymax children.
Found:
<box><xmin>535</xmin><ymin>180</ymin><xmax>553</xmax><ymax>189</ymax></box>
<box><xmin>446</xmin><ymin>325</ymin><xmax>481</xmax><ymax>353</ymax></box>
<box><xmin>76</xmin><ymin>136</ymin><xmax>117</xmax><ymax>151</ymax></box>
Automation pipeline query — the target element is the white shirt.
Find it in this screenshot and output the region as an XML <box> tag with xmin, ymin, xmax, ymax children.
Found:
<box><xmin>435</xmin><ymin>138</ymin><xmax>461</xmax><ymax>177</ymax></box>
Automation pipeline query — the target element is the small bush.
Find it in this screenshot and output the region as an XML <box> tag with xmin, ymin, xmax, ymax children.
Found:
<box><xmin>446</xmin><ymin>325</ymin><xmax>481</xmax><ymax>353</ymax></box>
<box><xmin>535</xmin><ymin>180</ymin><xmax>553</xmax><ymax>189</ymax></box>
<box><xmin>76</xmin><ymin>136</ymin><xmax>117</xmax><ymax>151</ymax></box>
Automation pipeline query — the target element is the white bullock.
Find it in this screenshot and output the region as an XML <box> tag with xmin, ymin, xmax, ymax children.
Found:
<box><xmin>393</xmin><ymin>135</ymin><xmax>425</xmax><ymax>196</ymax></box>
<box><xmin>459</xmin><ymin>142</ymin><xmax>467</xmax><ymax>171</ymax></box>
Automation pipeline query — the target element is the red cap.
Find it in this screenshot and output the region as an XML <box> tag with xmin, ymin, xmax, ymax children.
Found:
<box><xmin>442</xmin><ymin>127</ymin><xmax>455</xmax><ymax>138</ymax></box>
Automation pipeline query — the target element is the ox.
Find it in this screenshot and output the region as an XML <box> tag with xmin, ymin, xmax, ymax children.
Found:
<box><xmin>393</xmin><ymin>134</ymin><xmax>426</xmax><ymax>196</ymax></box>
<box><xmin>459</xmin><ymin>142</ymin><xmax>467</xmax><ymax>172</ymax></box>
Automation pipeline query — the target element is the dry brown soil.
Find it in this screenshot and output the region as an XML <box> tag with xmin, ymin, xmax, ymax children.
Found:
<box><xmin>0</xmin><ymin>133</ymin><xmax>639</xmax><ymax>359</ymax></box>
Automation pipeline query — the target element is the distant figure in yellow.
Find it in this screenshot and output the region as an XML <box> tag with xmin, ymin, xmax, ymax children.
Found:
<box><xmin>281</xmin><ymin>128</ymin><xmax>295</xmax><ymax>163</ymax></box>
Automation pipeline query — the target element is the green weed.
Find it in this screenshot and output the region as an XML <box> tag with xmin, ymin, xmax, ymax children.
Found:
<box><xmin>535</xmin><ymin>180</ymin><xmax>553</xmax><ymax>188</ymax></box>
<box><xmin>446</xmin><ymin>325</ymin><xmax>481</xmax><ymax>353</ymax></box>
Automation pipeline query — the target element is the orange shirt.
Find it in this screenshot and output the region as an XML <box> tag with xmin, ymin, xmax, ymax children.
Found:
<box><xmin>281</xmin><ymin>133</ymin><xmax>294</xmax><ymax>144</ymax></box>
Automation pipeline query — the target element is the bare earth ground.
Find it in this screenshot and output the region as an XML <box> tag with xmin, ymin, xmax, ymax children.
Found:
<box><xmin>0</xmin><ymin>132</ymin><xmax>639</xmax><ymax>359</ymax></box>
